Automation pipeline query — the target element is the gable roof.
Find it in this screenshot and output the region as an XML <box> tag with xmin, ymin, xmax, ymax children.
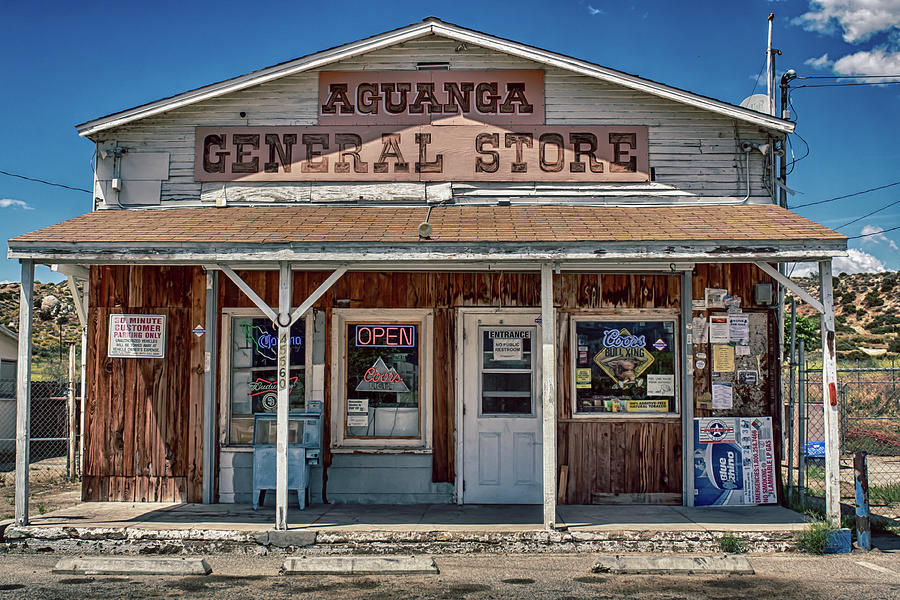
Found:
<box><xmin>76</xmin><ymin>17</ymin><xmax>795</xmax><ymax>137</ymax></box>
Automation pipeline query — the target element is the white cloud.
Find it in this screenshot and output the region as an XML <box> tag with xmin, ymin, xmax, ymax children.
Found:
<box><xmin>793</xmin><ymin>0</ymin><xmax>900</xmax><ymax>43</ymax></box>
<box><xmin>833</xmin><ymin>47</ymin><xmax>900</xmax><ymax>80</ymax></box>
<box><xmin>790</xmin><ymin>248</ymin><xmax>888</xmax><ymax>276</ymax></box>
<box><xmin>805</xmin><ymin>53</ymin><xmax>834</xmax><ymax>69</ymax></box>
<box><xmin>587</xmin><ymin>5</ymin><xmax>603</xmax><ymax>15</ymax></box>
<box><xmin>860</xmin><ymin>224</ymin><xmax>900</xmax><ymax>249</ymax></box>
<box><xmin>0</xmin><ymin>198</ymin><xmax>33</xmax><ymax>210</ymax></box>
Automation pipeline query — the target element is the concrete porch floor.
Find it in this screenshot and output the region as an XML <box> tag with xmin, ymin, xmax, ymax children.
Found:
<box><xmin>13</xmin><ymin>501</ymin><xmax>811</xmax><ymax>534</ymax></box>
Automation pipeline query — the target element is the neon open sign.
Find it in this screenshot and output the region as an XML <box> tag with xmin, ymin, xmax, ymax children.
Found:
<box><xmin>355</xmin><ymin>324</ymin><xmax>416</xmax><ymax>347</ymax></box>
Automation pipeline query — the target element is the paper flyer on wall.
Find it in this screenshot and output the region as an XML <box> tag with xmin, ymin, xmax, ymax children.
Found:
<box><xmin>708</xmin><ymin>315</ymin><xmax>729</xmax><ymax>344</ymax></box>
<box><xmin>693</xmin><ymin>417</ymin><xmax>777</xmax><ymax>506</ymax></box>
<box><xmin>728</xmin><ymin>313</ymin><xmax>749</xmax><ymax>344</ymax></box>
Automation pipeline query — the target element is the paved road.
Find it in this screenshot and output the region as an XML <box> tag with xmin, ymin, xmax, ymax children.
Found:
<box><xmin>0</xmin><ymin>552</ymin><xmax>898</xmax><ymax>599</ymax></box>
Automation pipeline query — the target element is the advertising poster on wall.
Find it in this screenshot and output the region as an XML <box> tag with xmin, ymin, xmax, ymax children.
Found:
<box><xmin>693</xmin><ymin>417</ymin><xmax>777</xmax><ymax>506</ymax></box>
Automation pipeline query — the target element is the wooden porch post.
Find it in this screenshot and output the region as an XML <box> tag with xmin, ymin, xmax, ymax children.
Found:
<box><xmin>276</xmin><ymin>261</ymin><xmax>291</xmax><ymax>530</ymax></box>
<box><xmin>540</xmin><ymin>263</ymin><xmax>557</xmax><ymax>529</ymax></box>
<box><xmin>201</xmin><ymin>271</ymin><xmax>218</xmax><ymax>504</ymax></box>
<box><xmin>819</xmin><ymin>259</ymin><xmax>840</xmax><ymax>525</ymax></box>
<box><xmin>15</xmin><ymin>259</ymin><xmax>34</xmax><ymax>526</ymax></box>
<box><xmin>680</xmin><ymin>267</ymin><xmax>695</xmax><ymax>506</ymax></box>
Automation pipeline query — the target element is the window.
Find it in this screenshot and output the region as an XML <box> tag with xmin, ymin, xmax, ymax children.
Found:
<box><xmin>332</xmin><ymin>310</ymin><xmax>432</xmax><ymax>449</ymax></box>
<box><xmin>224</xmin><ymin>313</ymin><xmax>308</xmax><ymax>445</ymax></box>
<box><xmin>480</xmin><ymin>327</ymin><xmax>535</xmax><ymax>415</ymax></box>
<box><xmin>572</xmin><ymin>317</ymin><xmax>679</xmax><ymax>415</ymax></box>
<box><xmin>0</xmin><ymin>359</ymin><xmax>15</xmax><ymax>398</ymax></box>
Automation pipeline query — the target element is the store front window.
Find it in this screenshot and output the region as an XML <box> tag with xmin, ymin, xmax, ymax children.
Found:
<box><xmin>228</xmin><ymin>315</ymin><xmax>306</xmax><ymax>444</ymax></box>
<box><xmin>572</xmin><ymin>317</ymin><xmax>678</xmax><ymax>415</ymax></box>
<box><xmin>333</xmin><ymin>310</ymin><xmax>432</xmax><ymax>448</ymax></box>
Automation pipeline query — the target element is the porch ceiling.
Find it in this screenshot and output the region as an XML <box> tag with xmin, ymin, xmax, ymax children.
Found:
<box><xmin>8</xmin><ymin>204</ymin><xmax>846</xmax><ymax>265</ymax></box>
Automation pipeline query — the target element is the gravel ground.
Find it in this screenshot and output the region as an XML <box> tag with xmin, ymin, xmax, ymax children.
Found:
<box><xmin>0</xmin><ymin>551</ymin><xmax>898</xmax><ymax>599</ymax></box>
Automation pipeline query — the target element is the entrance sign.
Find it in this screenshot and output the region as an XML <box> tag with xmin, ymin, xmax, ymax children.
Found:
<box><xmin>319</xmin><ymin>70</ymin><xmax>544</xmax><ymax>125</ymax></box>
<box><xmin>693</xmin><ymin>417</ymin><xmax>777</xmax><ymax>506</ymax></box>
<box><xmin>195</xmin><ymin>125</ymin><xmax>649</xmax><ymax>183</ymax></box>
<box><xmin>108</xmin><ymin>314</ymin><xmax>166</xmax><ymax>358</ymax></box>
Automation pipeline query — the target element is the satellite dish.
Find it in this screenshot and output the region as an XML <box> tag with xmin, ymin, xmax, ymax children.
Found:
<box><xmin>740</xmin><ymin>94</ymin><xmax>770</xmax><ymax>114</ymax></box>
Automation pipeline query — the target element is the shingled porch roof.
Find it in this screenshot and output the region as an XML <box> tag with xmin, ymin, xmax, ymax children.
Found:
<box><xmin>8</xmin><ymin>204</ymin><xmax>846</xmax><ymax>266</ymax></box>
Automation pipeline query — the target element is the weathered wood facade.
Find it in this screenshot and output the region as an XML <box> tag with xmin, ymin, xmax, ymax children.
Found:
<box><xmin>82</xmin><ymin>266</ymin><xmax>206</xmax><ymax>502</ymax></box>
<box><xmin>81</xmin><ymin>263</ymin><xmax>780</xmax><ymax>504</ymax></box>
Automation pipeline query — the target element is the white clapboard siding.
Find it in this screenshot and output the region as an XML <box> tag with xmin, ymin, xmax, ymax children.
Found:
<box><xmin>91</xmin><ymin>35</ymin><xmax>775</xmax><ymax>207</ymax></box>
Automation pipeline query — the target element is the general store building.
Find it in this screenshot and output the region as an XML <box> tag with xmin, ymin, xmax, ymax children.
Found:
<box><xmin>9</xmin><ymin>18</ymin><xmax>846</xmax><ymax>529</ymax></box>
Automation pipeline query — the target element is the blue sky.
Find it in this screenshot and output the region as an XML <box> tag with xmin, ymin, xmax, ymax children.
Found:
<box><xmin>1</xmin><ymin>0</ymin><xmax>898</xmax><ymax>282</ymax></box>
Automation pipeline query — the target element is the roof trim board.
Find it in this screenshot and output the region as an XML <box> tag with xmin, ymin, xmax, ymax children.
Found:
<box><xmin>7</xmin><ymin>240</ymin><xmax>847</xmax><ymax>266</ymax></box>
<box><xmin>75</xmin><ymin>18</ymin><xmax>795</xmax><ymax>137</ymax></box>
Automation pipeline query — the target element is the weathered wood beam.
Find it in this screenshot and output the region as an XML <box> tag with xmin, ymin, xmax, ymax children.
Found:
<box><xmin>201</xmin><ymin>271</ymin><xmax>218</xmax><ymax>504</ymax></box>
<box><xmin>51</xmin><ymin>263</ymin><xmax>90</xmax><ymax>280</ymax></box>
<box><xmin>540</xmin><ymin>263</ymin><xmax>557</xmax><ymax>530</ymax></box>
<box><xmin>65</xmin><ymin>275</ymin><xmax>87</xmax><ymax>329</ymax></box>
<box><xmin>275</xmin><ymin>261</ymin><xmax>291</xmax><ymax>531</ymax></box>
<box><xmin>819</xmin><ymin>260</ymin><xmax>840</xmax><ymax>525</ymax></box>
<box><xmin>680</xmin><ymin>268</ymin><xmax>695</xmax><ymax>507</ymax></box>
<box><xmin>15</xmin><ymin>259</ymin><xmax>34</xmax><ymax>525</ymax></box>
<box><xmin>218</xmin><ymin>264</ymin><xmax>279</xmax><ymax>323</ymax></box>
<box><xmin>288</xmin><ymin>265</ymin><xmax>348</xmax><ymax>325</ymax></box>
<box><xmin>753</xmin><ymin>261</ymin><xmax>824</xmax><ymax>314</ymax></box>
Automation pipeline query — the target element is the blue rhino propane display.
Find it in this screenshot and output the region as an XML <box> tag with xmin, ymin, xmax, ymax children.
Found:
<box><xmin>693</xmin><ymin>417</ymin><xmax>777</xmax><ymax>506</ymax></box>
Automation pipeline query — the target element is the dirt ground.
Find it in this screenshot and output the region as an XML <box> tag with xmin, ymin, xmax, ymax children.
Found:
<box><xmin>0</xmin><ymin>456</ymin><xmax>81</xmax><ymax>521</ymax></box>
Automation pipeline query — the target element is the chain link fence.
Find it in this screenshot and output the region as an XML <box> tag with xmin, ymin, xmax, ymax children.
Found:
<box><xmin>0</xmin><ymin>376</ymin><xmax>81</xmax><ymax>521</ymax></box>
<box><xmin>784</xmin><ymin>352</ymin><xmax>900</xmax><ymax>522</ymax></box>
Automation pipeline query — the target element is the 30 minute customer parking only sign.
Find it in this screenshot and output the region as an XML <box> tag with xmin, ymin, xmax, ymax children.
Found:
<box><xmin>108</xmin><ymin>314</ymin><xmax>166</xmax><ymax>358</ymax></box>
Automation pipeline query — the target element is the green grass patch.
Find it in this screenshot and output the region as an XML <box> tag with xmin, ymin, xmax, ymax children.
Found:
<box><xmin>795</xmin><ymin>520</ymin><xmax>836</xmax><ymax>554</ymax></box>
<box><xmin>868</xmin><ymin>483</ymin><xmax>900</xmax><ymax>505</ymax></box>
<box><xmin>716</xmin><ymin>533</ymin><xmax>747</xmax><ymax>554</ymax></box>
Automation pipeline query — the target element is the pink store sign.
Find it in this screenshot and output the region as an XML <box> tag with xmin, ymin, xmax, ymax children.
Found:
<box><xmin>318</xmin><ymin>70</ymin><xmax>545</xmax><ymax>126</ymax></box>
<box><xmin>108</xmin><ymin>314</ymin><xmax>166</xmax><ymax>358</ymax></box>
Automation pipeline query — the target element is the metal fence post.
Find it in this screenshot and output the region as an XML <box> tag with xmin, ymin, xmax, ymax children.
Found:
<box><xmin>788</xmin><ymin>298</ymin><xmax>796</xmax><ymax>506</ymax></box>
<box><xmin>798</xmin><ymin>339</ymin><xmax>806</xmax><ymax>507</ymax></box>
<box><xmin>854</xmin><ymin>452</ymin><xmax>871</xmax><ymax>551</ymax></box>
<box><xmin>67</xmin><ymin>344</ymin><xmax>77</xmax><ymax>480</ymax></box>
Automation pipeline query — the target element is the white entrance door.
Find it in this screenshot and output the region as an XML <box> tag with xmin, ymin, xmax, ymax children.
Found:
<box><xmin>461</xmin><ymin>312</ymin><xmax>542</xmax><ymax>504</ymax></box>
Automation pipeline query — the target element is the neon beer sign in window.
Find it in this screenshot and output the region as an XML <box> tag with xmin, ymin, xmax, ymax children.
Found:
<box><xmin>354</xmin><ymin>324</ymin><xmax>416</xmax><ymax>348</ymax></box>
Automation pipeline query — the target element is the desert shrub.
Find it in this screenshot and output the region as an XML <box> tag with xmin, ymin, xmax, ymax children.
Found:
<box><xmin>796</xmin><ymin>520</ymin><xmax>836</xmax><ymax>554</ymax></box>
<box><xmin>836</xmin><ymin>339</ymin><xmax>856</xmax><ymax>351</ymax></box>
<box><xmin>865</xmin><ymin>291</ymin><xmax>884</xmax><ymax>307</ymax></box>
<box><xmin>717</xmin><ymin>534</ymin><xmax>747</xmax><ymax>554</ymax></box>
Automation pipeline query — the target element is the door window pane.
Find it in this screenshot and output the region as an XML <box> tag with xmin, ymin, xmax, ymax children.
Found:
<box><xmin>345</xmin><ymin>323</ymin><xmax>420</xmax><ymax>438</ymax></box>
<box><xmin>574</xmin><ymin>320</ymin><xmax>677</xmax><ymax>414</ymax></box>
<box><xmin>481</xmin><ymin>327</ymin><xmax>534</xmax><ymax>415</ymax></box>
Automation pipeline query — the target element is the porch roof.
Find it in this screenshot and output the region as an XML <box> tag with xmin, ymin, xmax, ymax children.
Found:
<box><xmin>8</xmin><ymin>204</ymin><xmax>846</xmax><ymax>266</ymax></box>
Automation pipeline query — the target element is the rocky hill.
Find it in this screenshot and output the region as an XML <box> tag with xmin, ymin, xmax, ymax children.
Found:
<box><xmin>788</xmin><ymin>271</ymin><xmax>900</xmax><ymax>359</ymax></box>
<box><xmin>0</xmin><ymin>280</ymin><xmax>83</xmax><ymax>379</ymax></box>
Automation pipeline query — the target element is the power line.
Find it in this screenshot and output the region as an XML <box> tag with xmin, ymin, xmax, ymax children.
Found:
<box><xmin>797</xmin><ymin>74</ymin><xmax>900</xmax><ymax>79</ymax></box>
<box><xmin>791</xmin><ymin>180</ymin><xmax>900</xmax><ymax>209</ymax></box>
<box><xmin>0</xmin><ymin>169</ymin><xmax>91</xmax><ymax>194</ymax></box>
<box><xmin>835</xmin><ymin>198</ymin><xmax>900</xmax><ymax>231</ymax></box>
<box><xmin>847</xmin><ymin>224</ymin><xmax>900</xmax><ymax>239</ymax></box>
<box><xmin>795</xmin><ymin>81</ymin><xmax>900</xmax><ymax>88</ymax></box>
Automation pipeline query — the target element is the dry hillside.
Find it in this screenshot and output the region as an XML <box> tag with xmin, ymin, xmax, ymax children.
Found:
<box><xmin>788</xmin><ymin>271</ymin><xmax>900</xmax><ymax>358</ymax></box>
<box><xmin>0</xmin><ymin>280</ymin><xmax>82</xmax><ymax>379</ymax></box>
